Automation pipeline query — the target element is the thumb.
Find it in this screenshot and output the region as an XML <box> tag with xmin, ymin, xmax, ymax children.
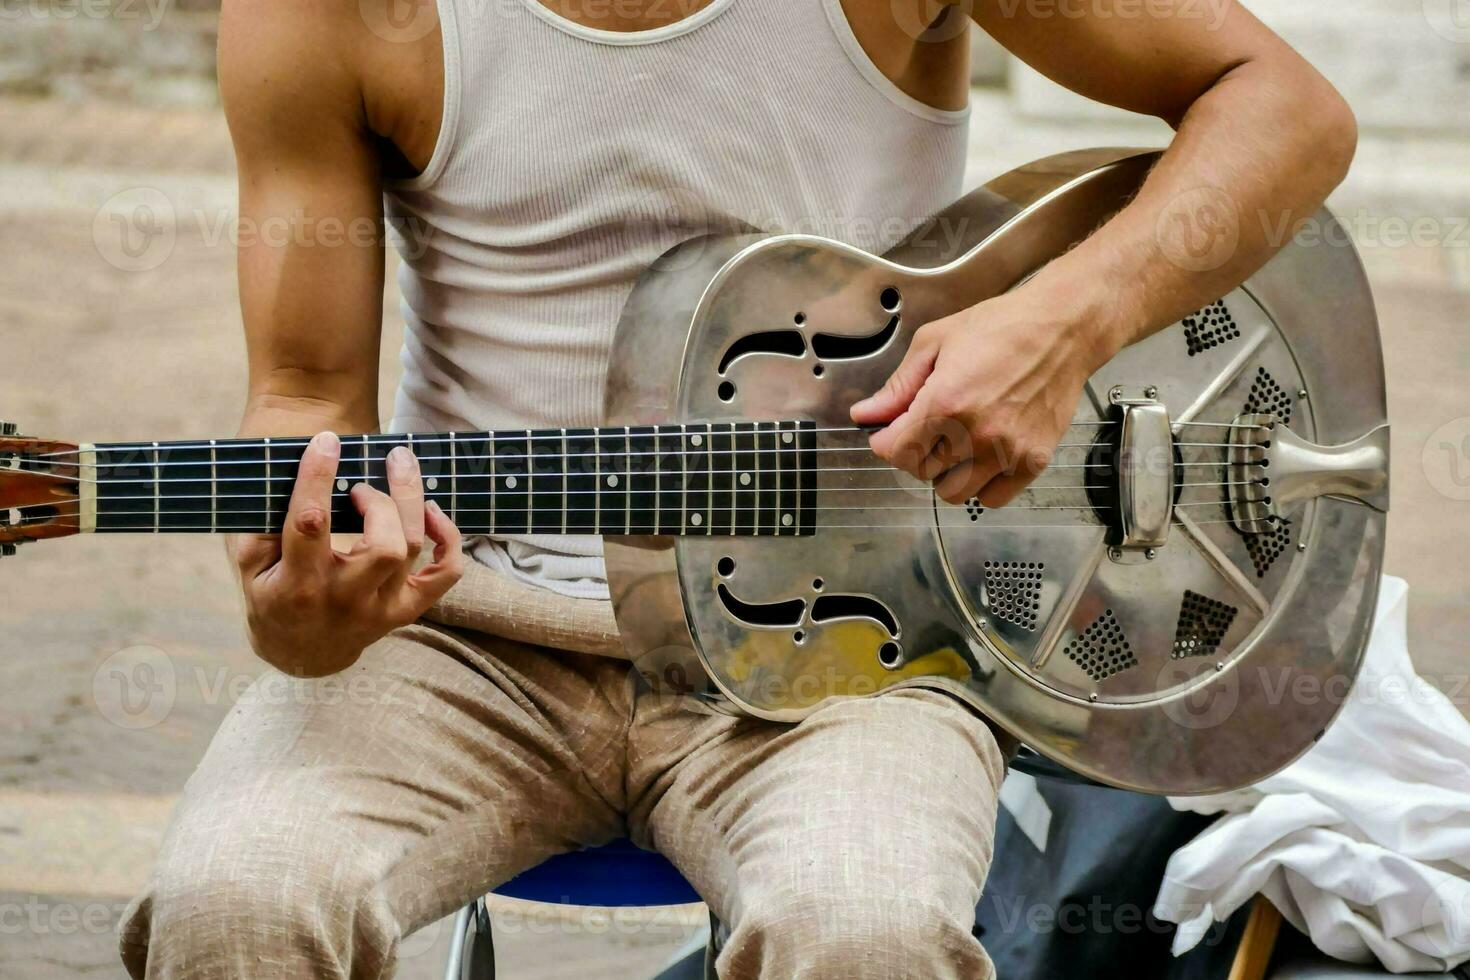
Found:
<box><xmin>850</xmin><ymin>332</ymin><xmax>939</xmax><ymax>426</ymax></box>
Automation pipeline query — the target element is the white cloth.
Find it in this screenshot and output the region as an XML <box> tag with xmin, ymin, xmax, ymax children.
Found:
<box><xmin>1153</xmin><ymin>576</ymin><xmax>1470</xmax><ymax>973</ymax></box>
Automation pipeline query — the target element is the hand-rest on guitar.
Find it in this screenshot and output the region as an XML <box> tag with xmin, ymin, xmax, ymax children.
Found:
<box><xmin>0</xmin><ymin>149</ymin><xmax>1390</xmax><ymax>795</ymax></box>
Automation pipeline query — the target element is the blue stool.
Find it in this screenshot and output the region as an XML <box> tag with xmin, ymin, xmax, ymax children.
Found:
<box><xmin>444</xmin><ymin>839</ymin><xmax>721</xmax><ymax>979</ymax></box>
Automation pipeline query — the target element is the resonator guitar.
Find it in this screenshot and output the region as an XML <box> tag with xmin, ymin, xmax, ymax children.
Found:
<box><xmin>0</xmin><ymin>149</ymin><xmax>1391</xmax><ymax>794</ymax></box>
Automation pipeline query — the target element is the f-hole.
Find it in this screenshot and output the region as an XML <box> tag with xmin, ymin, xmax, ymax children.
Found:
<box><xmin>716</xmin><ymin>583</ymin><xmax>807</xmax><ymax>629</ymax></box>
<box><xmin>810</xmin><ymin>593</ymin><xmax>900</xmax><ymax>637</ymax></box>
<box><xmin>811</xmin><ymin>315</ymin><xmax>900</xmax><ymax>361</ymax></box>
<box><xmin>717</xmin><ymin>331</ymin><xmax>808</xmax><ymax>374</ymax></box>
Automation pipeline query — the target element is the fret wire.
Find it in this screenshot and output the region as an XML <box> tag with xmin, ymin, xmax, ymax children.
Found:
<box><xmin>449</xmin><ymin>431</ymin><xmax>458</xmax><ymax>525</ymax></box>
<box><xmin>705</xmin><ymin>423</ymin><xmax>714</xmax><ymax>537</ymax></box>
<box><xmin>489</xmin><ymin>432</ymin><xmax>498</xmax><ymax>536</ymax></box>
<box><xmin>720</xmin><ymin>423</ymin><xmax>734</xmax><ymax>537</ymax></box>
<box><xmin>776</xmin><ymin>422</ymin><xmax>786</xmax><ymax>537</ymax></box>
<box><xmin>622</xmin><ymin>425</ymin><xmax>631</xmax><ymax>537</ymax></box>
<box><xmin>365</xmin><ymin>434</ymin><xmax>374</xmax><ymax>492</ymax></box>
<box><xmin>560</xmin><ymin>429</ymin><xmax>569</xmax><ymax>536</ymax></box>
<box><xmin>693</xmin><ymin>424</ymin><xmax>704</xmax><ymax>535</ymax></box>
<box><xmin>151</xmin><ymin>441</ymin><xmax>160</xmax><ymax>535</ymax></box>
<box><xmin>755</xmin><ymin>424</ymin><xmax>764</xmax><ymax>537</ymax></box>
<box><xmin>679</xmin><ymin>424</ymin><xmax>689</xmax><ymax>536</ymax></box>
<box><xmin>259</xmin><ymin>439</ymin><xmax>268</xmax><ymax>537</ymax></box>
<box><xmin>522</xmin><ymin>429</ymin><xmax>534</xmax><ymax>534</ymax></box>
<box><xmin>594</xmin><ymin>429</ymin><xmax>601</xmax><ymax>536</ymax></box>
<box><xmin>795</xmin><ymin>422</ymin><xmax>807</xmax><ymax>536</ymax></box>
<box><xmin>767</xmin><ymin>422</ymin><xmax>783</xmax><ymax>535</ymax></box>
<box><xmin>781</xmin><ymin>422</ymin><xmax>793</xmax><ymax>537</ymax></box>
<box><xmin>776</xmin><ymin>423</ymin><xmax>787</xmax><ymax>534</ymax></box>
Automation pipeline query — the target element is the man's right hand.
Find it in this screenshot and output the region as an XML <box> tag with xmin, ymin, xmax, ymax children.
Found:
<box><xmin>230</xmin><ymin>431</ymin><xmax>465</xmax><ymax>677</ymax></box>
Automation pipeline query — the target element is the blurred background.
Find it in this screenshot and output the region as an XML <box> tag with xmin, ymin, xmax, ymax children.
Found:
<box><xmin>1</xmin><ymin>1</ymin><xmax>1467</xmax><ymax>976</ymax></box>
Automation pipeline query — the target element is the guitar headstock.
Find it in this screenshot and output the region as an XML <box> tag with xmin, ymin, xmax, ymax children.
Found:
<box><xmin>0</xmin><ymin>422</ymin><xmax>81</xmax><ymax>555</ymax></box>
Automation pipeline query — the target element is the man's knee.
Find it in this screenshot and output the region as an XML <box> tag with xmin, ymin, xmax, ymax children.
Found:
<box><xmin>120</xmin><ymin>794</ymin><xmax>391</xmax><ymax>980</ymax></box>
<box><xmin>726</xmin><ymin>887</ymin><xmax>990</xmax><ymax>979</ymax></box>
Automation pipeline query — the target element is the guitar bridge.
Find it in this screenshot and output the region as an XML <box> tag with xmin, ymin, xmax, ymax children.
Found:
<box><xmin>1227</xmin><ymin>413</ymin><xmax>1390</xmax><ymax>534</ymax></box>
<box><xmin>1086</xmin><ymin>390</ymin><xmax>1178</xmax><ymax>555</ymax></box>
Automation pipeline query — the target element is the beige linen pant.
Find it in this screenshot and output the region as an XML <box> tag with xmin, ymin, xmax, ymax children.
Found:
<box><xmin>119</xmin><ymin>564</ymin><xmax>1005</xmax><ymax>979</ymax></box>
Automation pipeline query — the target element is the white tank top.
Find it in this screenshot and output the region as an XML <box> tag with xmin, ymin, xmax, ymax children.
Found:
<box><xmin>384</xmin><ymin>0</ymin><xmax>969</xmax><ymax>598</ymax></box>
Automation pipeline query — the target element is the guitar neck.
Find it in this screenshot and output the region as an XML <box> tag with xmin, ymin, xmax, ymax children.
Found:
<box><xmin>84</xmin><ymin>422</ymin><xmax>818</xmax><ymax>538</ymax></box>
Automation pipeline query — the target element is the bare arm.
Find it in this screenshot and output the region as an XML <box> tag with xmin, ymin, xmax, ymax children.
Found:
<box><xmin>221</xmin><ymin>0</ymin><xmax>387</xmax><ymax>440</ymax></box>
<box><xmin>973</xmin><ymin>0</ymin><xmax>1356</xmax><ymax>353</ymax></box>
<box><xmin>220</xmin><ymin>0</ymin><xmax>461</xmax><ymax>676</ymax></box>
<box><xmin>856</xmin><ymin>1</ymin><xmax>1357</xmax><ymax>505</ymax></box>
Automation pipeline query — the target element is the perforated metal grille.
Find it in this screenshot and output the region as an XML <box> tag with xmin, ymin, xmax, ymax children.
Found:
<box><xmin>1182</xmin><ymin>299</ymin><xmax>1240</xmax><ymax>356</ymax></box>
<box><xmin>1244</xmin><ymin>518</ymin><xmax>1293</xmax><ymax>577</ymax></box>
<box><xmin>983</xmin><ymin>561</ymin><xmax>1043</xmax><ymax>631</ymax></box>
<box><xmin>1065</xmin><ymin>609</ymin><xmax>1136</xmax><ymax>682</ymax></box>
<box><xmin>964</xmin><ymin>498</ymin><xmax>984</xmax><ymax>522</ymax></box>
<box><xmin>1244</xmin><ymin>367</ymin><xmax>1294</xmax><ymax>424</ymax></box>
<box><xmin>1172</xmin><ymin>590</ymin><xmax>1238</xmax><ymax>659</ymax></box>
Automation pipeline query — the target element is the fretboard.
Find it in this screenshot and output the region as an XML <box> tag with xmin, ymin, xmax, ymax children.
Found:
<box><xmin>88</xmin><ymin>422</ymin><xmax>818</xmax><ymax>537</ymax></box>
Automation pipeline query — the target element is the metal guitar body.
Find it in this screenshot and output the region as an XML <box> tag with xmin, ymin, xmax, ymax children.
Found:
<box><xmin>604</xmin><ymin>148</ymin><xmax>1389</xmax><ymax>795</ymax></box>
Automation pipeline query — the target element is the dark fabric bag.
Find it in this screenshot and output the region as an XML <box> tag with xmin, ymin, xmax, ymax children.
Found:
<box><xmin>975</xmin><ymin>754</ymin><xmax>1248</xmax><ymax>980</ymax></box>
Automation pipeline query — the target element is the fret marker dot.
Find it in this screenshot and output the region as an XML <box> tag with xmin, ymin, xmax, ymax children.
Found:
<box><xmin>607</xmin><ymin>474</ymin><xmax>619</xmax><ymax>488</ymax></box>
<box><xmin>336</xmin><ymin>479</ymin><xmax>348</xmax><ymax>492</ymax></box>
<box><xmin>426</xmin><ymin>477</ymin><xmax>438</xmax><ymax>491</ymax></box>
<box><xmin>691</xmin><ymin>434</ymin><xmax>703</xmax><ymax>448</ymax></box>
<box><xmin>782</xmin><ymin>513</ymin><xmax>794</xmax><ymax>527</ymax></box>
<box><xmin>691</xmin><ymin>513</ymin><xmax>703</xmax><ymax>526</ymax></box>
<box><xmin>505</xmin><ymin>476</ymin><xmax>518</xmax><ymax>489</ymax></box>
<box><xmin>782</xmin><ymin>432</ymin><xmax>794</xmax><ymax>444</ymax></box>
<box><xmin>740</xmin><ymin>472</ymin><xmax>752</xmax><ymax>486</ymax></box>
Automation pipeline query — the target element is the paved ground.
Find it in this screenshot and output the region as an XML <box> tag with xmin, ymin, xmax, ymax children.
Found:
<box><xmin>0</xmin><ymin>92</ymin><xmax>1466</xmax><ymax>978</ymax></box>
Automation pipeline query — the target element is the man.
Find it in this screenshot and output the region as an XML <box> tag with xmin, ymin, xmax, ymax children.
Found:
<box><xmin>120</xmin><ymin>0</ymin><xmax>1356</xmax><ymax>976</ymax></box>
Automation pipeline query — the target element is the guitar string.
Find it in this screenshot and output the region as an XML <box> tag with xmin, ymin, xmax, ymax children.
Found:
<box><xmin>13</xmin><ymin>429</ymin><xmax>1267</xmax><ymax>530</ymax></box>
<box><xmin>25</xmin><ymin>419</ymin><xmax>1269</xmax><ymax>461</ymax></box>
<box><xmin>15</xmin><ymin>500</ymin><xmax>1262</xmax><ymax>524</ymax></box>
<box><xmin>17</xmin><ymin>498</ymin><xmax>1258</xmax><ymax>521</ymax></box>
<box><xmin>9</xmin><ymin>479</ymin><xmax>1267</xmax><ymax>510</ymax></box>
<box><xmin>25</xmin><ymin>440</ymin><xmax>1268</xmax><ymax>474</ymax></box>
<box><xmin>19</xmin><ymin>516</ymin><xmax>1265</xmax><ymax>534</ymax></box>
<box><xmin>31</xmin><ymin>457</ymin><xmax>1265</xmax><ymax>489</ymax></box>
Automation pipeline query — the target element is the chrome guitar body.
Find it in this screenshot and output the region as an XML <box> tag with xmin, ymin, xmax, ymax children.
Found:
<box><xmin>604</xmin><ymin>148</ymin><xmax>1390</xmax><ymax>795</ymax></box>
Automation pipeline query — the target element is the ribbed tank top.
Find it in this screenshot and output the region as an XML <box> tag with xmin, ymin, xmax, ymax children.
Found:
<box><xmin>384</xmin><ymin>0</ymin><xmax>969</xmax><ymax>598</ymax></box>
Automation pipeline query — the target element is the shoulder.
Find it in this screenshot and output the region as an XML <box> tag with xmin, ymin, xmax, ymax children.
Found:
<box><xmin>220</xmin><ymin>0</ymin><xmax>442</xmax><ymax>156</ymax></box>
<box><xmin>218</xmin><ymin>0</ymin><xmax>370</xmax><ymax>124</ymax></box>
